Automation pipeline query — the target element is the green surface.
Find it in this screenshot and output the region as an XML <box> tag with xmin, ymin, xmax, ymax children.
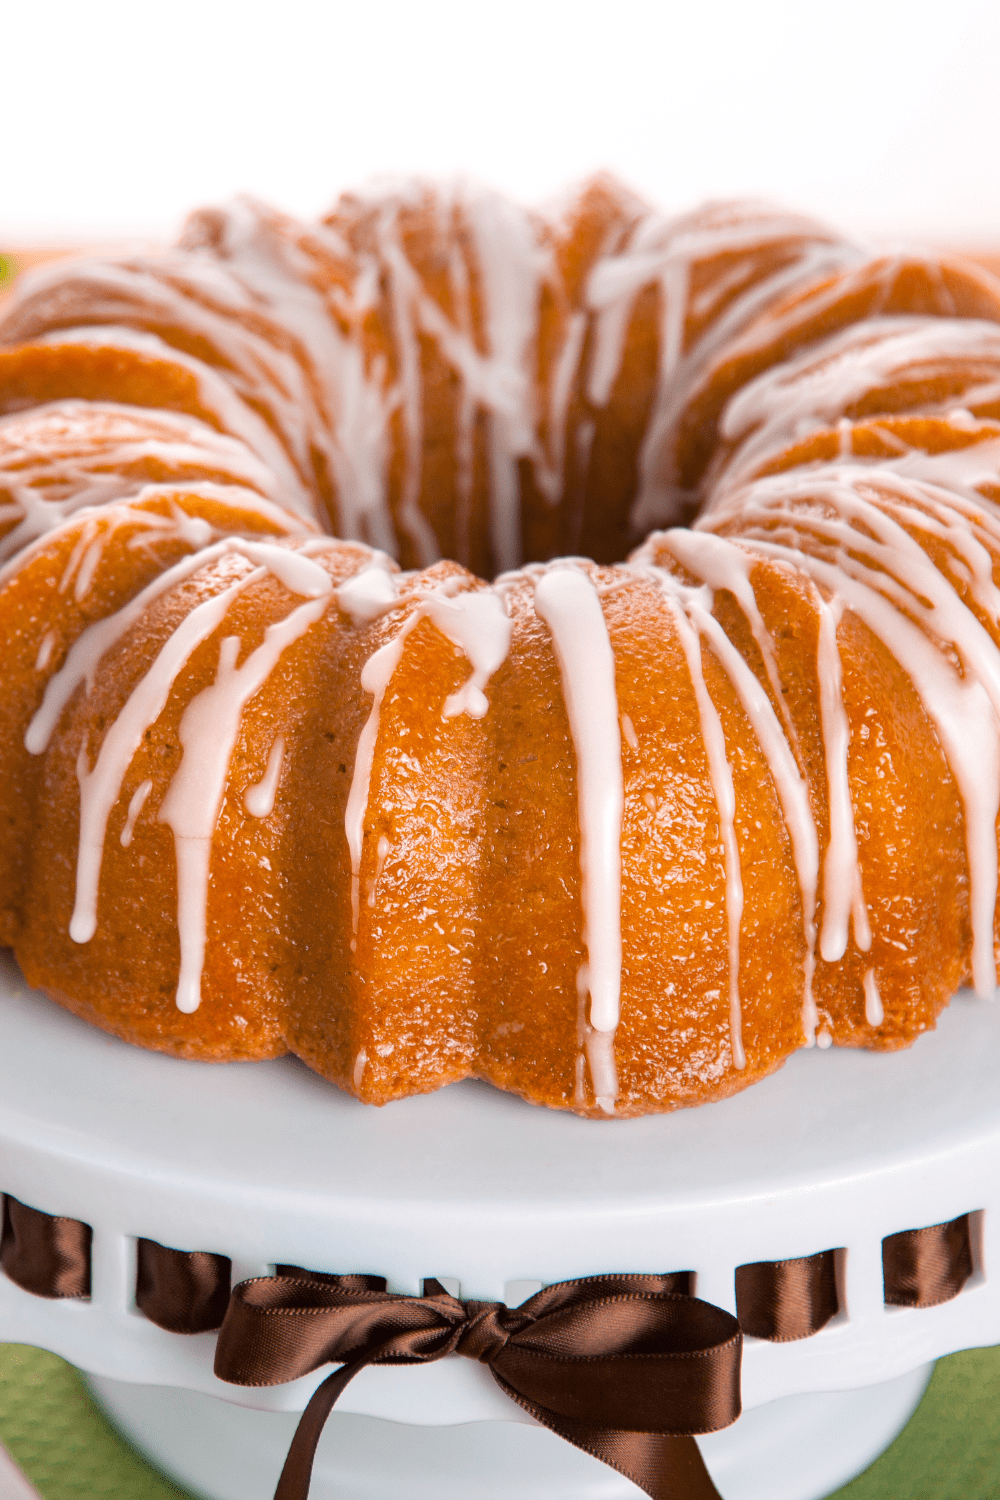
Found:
<box><xmin>0</xmin><ymin>1346</ymin><xmax>190</xmax><ymax>1499</ymax></box>
<box><xmin>831</xmin><ymin>1347</ymin><xmax>1000</xmax><ymax>1499</ymax></box>
<box><xmin>1</xmin><ymin>1340</ymin><xmax>998</xmax><ymax>1498</ymax></box>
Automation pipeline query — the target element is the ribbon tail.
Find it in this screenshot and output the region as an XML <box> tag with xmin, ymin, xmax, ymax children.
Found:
<box><xmin>273</xmin><ymin>1357</ymin><xmax>367</xmax><ymax>1500</ymax></box>
<box><xmin>493</xmin><ymin>1377</ymin><xmax>724</xmax><ymax>1500</ymax></box>
<box><xmin>581</xmin><ymin>1430</ymin><xmax>724</xmax><ymax>1500</ymax></box>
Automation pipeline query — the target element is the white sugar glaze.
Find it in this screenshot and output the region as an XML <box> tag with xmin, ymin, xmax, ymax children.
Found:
<box><xmin>339</xmin><ymin>563</ymin><xmax>513</xmax><ymax>943</ymax></box>
<box><xmin>532</xmin><ymin>566</ymin><xmax>624</xmax><ymax>1111</ymax></box>
<box><xmin>34</xmin><ymin>630</ymin><xmax>56</xmax><ymax>672</ymax></box>
<box><xmin>716</xmin><ymin>316</ymin><xmax>1000</xmax><ymax>495</ymax></box>
<box><xmin>2</xmin><ymin>223</ymin><xmax>348</xmax><ymax>512</ymax></box>
<box><xmin>621</xmin><ymin>712</ymin><xmax>638</xmax><ymax>750</ymax></box>
<box><xmin>66</xmin><ymin>543</ymin><xmax>331</xmax><ymax>962</ymax></box>
<box><xmin>119</xmin><ymin>778</ymin><xmax>152</xmax><ymax>847</ymax></box>
<box><xmin>29</xmin><ymin>326</ymin><xmax>312</xmax><ymax>516</ymax></box>
<box><xmin>335</xmin><ymin>557</ymin><xmax>401</xmax><ymax>623</ymax></box>
<box><xmin>636</xmin><ymin>528</ymin><xmax>822</xmax><ymax>1039</ymax></box>
<box><xmin>616</xmin><ymin>215</ymin><xmax>865</xmax><ymax>534</ymax></box>
<box><xmin>658</xmin><ymin>587</ymin><xmax>746</xmax><ymax>1070</ymax></box>
<box><xmin>462</xmin><ymin>188</ymin><xmax>551</xmax><ymax>573</ymax></box>
<box><xmin>815</xmin><ymin>595</ymin><xmax>872</xmax><ymax>964</ymax></box>
<box><xmin>0</xmin><ymin>186</ymin><xmax>872</xmax><ymax>574</ymax></box>
<box><xmin>70</xmin><ymin>571</ymin><xmax>259</xmax><ymax>946</ymax></box>
<box><xmin>158</xmin><ymin>589</ymin><xmax>331</xmax><ymax>1014</ymax></box>
<box><xmin>703</xmin><ymin>460</ymin><xmax>1000</xmax><ymax>995</ymax></box>
<box><xmin>24</xmin><ymin>513</ymin><xmax>306</xmax><ymax>756</ymax></box>
<box><xmin>357</xmin><ymin>185</ymin><xmax>552</xmax><ymax>570</ymax></box>
<box><xmin>884</xmin><ymin>434</ymin><xmax>1000</xmax><ymax>496</ymax></box>
<box><xmin>863</xmin><ymin>966</ymin><xmax>884</xmax><ymax>1027</ymax></box>
<box><xmin>0</xmin><ymin>399</ymin><xmax>286</xmax><ymax>562</ymax></box>
<box><xmin>244</xmin><ymin>735</ymin><xmax>286</xmax><ymax>818</ymax></box>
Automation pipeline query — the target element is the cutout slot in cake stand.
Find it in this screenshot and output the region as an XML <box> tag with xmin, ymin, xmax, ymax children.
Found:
<box><xmin>0</xmin><ymin>949</ymin><xmax>996</xmax><ymax>1499</ymax></box>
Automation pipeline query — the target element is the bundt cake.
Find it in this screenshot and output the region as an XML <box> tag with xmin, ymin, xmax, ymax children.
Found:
<box><xmin>2</xmin><ymin>176</ymin><xmax>1000</xmax><ymax>1118</ymax></box>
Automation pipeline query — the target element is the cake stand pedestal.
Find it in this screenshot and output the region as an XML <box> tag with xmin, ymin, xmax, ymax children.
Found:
<box><xmin>83</xmin><ymin>1362</ymin><xmax>935</xmax><ymax>1500</ymax></box>
<box><xmin>1</xmin><ymin>949</ymin><xmax>997</xmax><ymax>1499</ymax></box>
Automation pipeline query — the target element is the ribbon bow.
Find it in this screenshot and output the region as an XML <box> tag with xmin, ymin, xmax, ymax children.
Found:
<box><xmin>214</xmin><ymin>1271</ymin><xmax>742</xmax><ymax>1500</ymax></box>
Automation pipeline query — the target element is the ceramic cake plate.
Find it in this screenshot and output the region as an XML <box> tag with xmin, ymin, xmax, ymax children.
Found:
<box><xmin>0</xmin><ymin>950</ymin><xmax>997</xmax><ymax>1499</ymax></box>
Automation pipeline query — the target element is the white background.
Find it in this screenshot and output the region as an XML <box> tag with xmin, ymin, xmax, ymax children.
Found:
<box><xmin>4</xmin><ymin>0</ymin><xmax>1000</xmax><ymax>246</ymax></box>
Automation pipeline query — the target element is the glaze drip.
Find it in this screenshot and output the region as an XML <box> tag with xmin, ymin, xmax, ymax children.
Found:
<box><xmin>67</xmin><ymin>543</ymin><xmax>332</xmax><ymax>1013</ymax></box>
<box><xmin>341</xmin><ymin>566</ymin><xmax>513</xmax><ymax>944</ymax></box>
<box><xmin>863</xmin><ymin>967</ymin><xmax>884</xmax><ymax>1027</ymax></box>
<box><xmin>659</xmin><ymin>588</ymin><xmax>746</xmax><ymax>1069</ymax></box>
<box><xmin>25</xmin><ymin>525</ymin><xmax>305</xmax><ymax>757</ymax></box>
<box><xmin>639</xmin><ymin>532</ymin><xmax>820</xmax><ymax>1041</ymax></box>
<box><xmin>158</xmin><ymin>588</ymin><xmax>330</xmax><ymax>1014</ymax></box>
<box><xmin>815</xmin><ymin>596</ymin><xmax>872</xmax><ymax>964</ymax></box>
<box><xmin>532</xmin><ymin>566</ymin><xmax>624</xmax><ymax>1111</ymax></box>
<box><xmin>0</xmin><ymin>401</ymin><xmax>287</xmax><ymax>562</ymax></box>
<box><xmin>244</xmin><ymin>735</ymin><xmax>286</xmax><ymax>818</ymax></box>
<box><xmin>119</xmin><ymin>778</ymin><xmax>152</xmax><ymax>848</ymax></box>
<box><xmin>704</xmin><ymin>462</ymin><xmax>1000</xmax><ymax>995</ymax></box>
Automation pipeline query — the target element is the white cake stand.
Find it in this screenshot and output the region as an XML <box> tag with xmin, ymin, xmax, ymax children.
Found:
<box><xmin>0</xmin><ymin>947</ymin><xmax>996</xmax><ymax>1500</ymax></box>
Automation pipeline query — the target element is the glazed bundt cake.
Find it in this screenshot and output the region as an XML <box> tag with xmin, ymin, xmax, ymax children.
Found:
<box><xmin>2</xmin><ymin>176</ymin><xmax>1000</xmax><ymax>1118</ymax></box>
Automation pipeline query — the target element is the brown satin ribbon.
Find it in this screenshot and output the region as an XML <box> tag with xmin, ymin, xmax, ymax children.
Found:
<box><xmin>0</xmin><ymin>1191</ymin><xmax>979</xmax><ymax>1499</ymax></box>
<box><xmin>883</xmin><ymin>1212</ymin><xmax>973</xmax><ymax>1308</ymax></box>
<box><xmin>214</xmin><ymin>1272</ymin><xmax>742</xmax><ymax>1500</ymax></box>
<box><xmin>136</xmin><ymin>1238</ymin><xmax>232</xmax><ymax>1333</ymax></box>
<box><xmin>0</xmin><ymin>1195</ymin><xmax>91</xmax><ymax>1299</ymax></box>
<box><xmin>736</xmin><ymin>1250</ymin><xmax>839</xmax><ymax>1341</ymax></box>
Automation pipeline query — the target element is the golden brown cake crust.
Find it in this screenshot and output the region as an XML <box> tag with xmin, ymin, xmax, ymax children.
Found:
<box><xmin>3</xmin><ymin>182</ymin><xmax>1000</xmax><ymax>1116</ymax></box>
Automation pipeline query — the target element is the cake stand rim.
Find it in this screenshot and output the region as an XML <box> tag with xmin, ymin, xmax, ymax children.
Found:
<box><xmin>2</xmin><ymin>950</ymin><xmax>998</xmax><ymax>1422</ymax></box>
